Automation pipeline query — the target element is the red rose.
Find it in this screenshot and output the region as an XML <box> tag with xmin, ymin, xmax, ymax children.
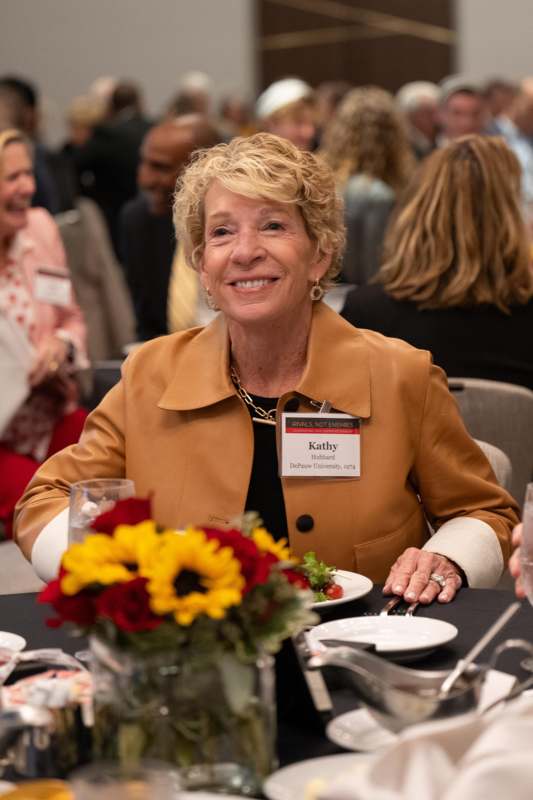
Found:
<box><xmin>91</xmin><ymin>497</ymin><xmax>152</xmax><ymax>535</ymax></box>
<box><xmin>204</xmin><ymin>528</ymin><xmax>274</xmax><ymax>593</ymax></box>
<box><xmin>282</xmin><ymin>569</ymin><xmax>311</xmax><ymax>590</ymax></box>
<box><xmin>38</xmin><ymin>578</ymin><xmax>97</xmax><ymax>629</ymax></box>
<box><xmin>95</xmin><ymin>578</ymin><xmax>162</xmax><ymax>632</ymax></box>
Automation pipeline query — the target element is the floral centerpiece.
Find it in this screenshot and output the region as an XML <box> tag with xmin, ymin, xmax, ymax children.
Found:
<box><xmin>38</xmin><ymin>499</ymin><xmax>315</xmax><ymax>795</ymax></box>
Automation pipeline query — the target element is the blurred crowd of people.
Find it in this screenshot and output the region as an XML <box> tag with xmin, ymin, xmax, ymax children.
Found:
<box><xmin>1</xmin><ymin>67</ymin><xmax>533</xmax><ymax>538</ymax></box>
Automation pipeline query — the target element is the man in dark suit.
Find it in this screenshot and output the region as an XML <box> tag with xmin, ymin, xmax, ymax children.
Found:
<box><xmin>119</xmin><ymin>115</ymin><xmax>220</xmax><ymax>341</ymax></box>
<box><xmin>72</xmin><ymin>81</ymin><xmax>152</xmax><ymax>253</ymax></box>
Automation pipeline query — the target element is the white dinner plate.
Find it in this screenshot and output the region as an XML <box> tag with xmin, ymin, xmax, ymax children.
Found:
<box><xmin>178</xmin><ymin>794</ymin><xmax>246</xmax><ymax>799</ymax></box>
<box><xmin>263</xmin><ymin>753</ymin><xmax>371</xmax><ymax>800</ymax></box>
<box><xmin>0</xmin><ymin>631</ymin><xmax>26</xmax><ymax>653</ymax></box>
<box><xmin>307</xmin><ymin>615</ymin><xmax>458</xmax><ymax>657</ymax></box>
<box><xmin>0</xmin><ymin>782</ymin><xmax>15</xmax><ymax>796</ymax></box>
<box><xmin>312</xmin><ymin>570</ymin><xmax>373</xmax><ymax>609</ymax></box>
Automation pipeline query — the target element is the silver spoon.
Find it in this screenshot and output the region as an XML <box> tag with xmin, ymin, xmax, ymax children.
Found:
<box><xmin>439</xmin><ymin>600</ymin><xmax>522</xmax><ymax>697</ymax></box>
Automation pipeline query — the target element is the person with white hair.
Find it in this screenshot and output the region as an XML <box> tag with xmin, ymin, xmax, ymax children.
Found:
<box><xmin>396</xmin><ymin>81</ymin><xmax>440</xmax><ymax>160</ymax></box>
<box><xmin>498</xmin><ymin>78</ymin><xmax>533</xmax><ymax>208</ymax></box>
<box><xmin>166</xmin><ymin>71</ymin><xmax>213</xmax><ymax>118</ymax></box>
<box><xmin>255</xmin><ymin>77</ymin><xmax>315</xmax><ymax>151</ymax></box>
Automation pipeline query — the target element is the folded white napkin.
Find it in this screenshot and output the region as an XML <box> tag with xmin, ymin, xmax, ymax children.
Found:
<box><xmin>317</xmin><ymin>696</ymin><xmax>533</xmax><ymax>800</ymax></box>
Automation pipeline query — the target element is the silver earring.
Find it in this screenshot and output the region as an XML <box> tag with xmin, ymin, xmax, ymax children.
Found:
<box><xmin>310</xmin><ymin>279</ymin><xmax>324</xmax><ymax>302</ymax></box>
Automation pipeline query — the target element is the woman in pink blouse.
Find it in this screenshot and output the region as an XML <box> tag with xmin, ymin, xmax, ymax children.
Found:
<box><xmin>0</xmin><ymin>128</ymin><xmax>88</xmax><ymax>538</ymax></box>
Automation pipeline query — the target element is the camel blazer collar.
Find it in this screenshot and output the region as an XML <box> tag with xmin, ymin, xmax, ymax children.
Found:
<box><xmin>157</xmin><ymin>302</ymin><xmax>371</xmax><ymax>419</ymax></box>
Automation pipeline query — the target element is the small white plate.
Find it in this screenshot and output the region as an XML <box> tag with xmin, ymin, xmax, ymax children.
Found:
<box><xmin>0</xmin><ymin>782</ymin><xmax>15</xmax><ymax>796</ymax></box>
<box><xmin>326</xmin><ymin>668</ymin><xmax>517</xmax><ymax>753</ymax></box>
<box><xmin>312</xmin><ymin>570</ymin><xmax>373</xmax><ymax>609</ymax></box>
<box><xmin>327</xmin><ymin>707</ymin><xmax>397</xmax><ymax>752</ymax></box>
<box><xmin>308</xmin><ymin>615</ymin><xmax>458</xmax><ymax>657</ymax></box>
<box><xmin>263</xmin><ymin>753</ymin><xmax>370</xmax><ymax>800</ymax></box>
<box><xmin>0</xmin><ymin>632</ymin><xmax>26</xmax><ymax>653</ymax></box>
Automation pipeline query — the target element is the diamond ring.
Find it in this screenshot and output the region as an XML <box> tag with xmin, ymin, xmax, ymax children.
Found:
<box><xmin>429</xmin><ymin>572</ymin><xmax>446</xmax><ymax>590</ymax></box>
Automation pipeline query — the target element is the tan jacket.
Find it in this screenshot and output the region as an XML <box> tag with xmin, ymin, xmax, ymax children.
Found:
<box><xmin>14</xmin><ymin>303</ymin><xmax>518</xmax><ymax>582</ymax></box>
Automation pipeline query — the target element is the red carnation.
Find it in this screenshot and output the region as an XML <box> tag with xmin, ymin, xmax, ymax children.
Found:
<box><xmin>204</xmin><ymin>528</ymin><xmax>274</xmax><ymax>593</ymax></box>
<box><xmin>95</xmin><ymin>578</ymin><xmax>162</xmax><ymax>632</ymax></box>
<box><xmin>282</xmin><ymin>569</ymin><xmax>311</xmax><ymax>590</ymax></box>
<box><xmin>38</xmin><ymin>578</ymin><xmax>97</xmax><ymax>629</ymax></box>
<box><xmin>91</xmin><ymin>496</ymin><xmax>152</xmax><ymax>535</ymax></box>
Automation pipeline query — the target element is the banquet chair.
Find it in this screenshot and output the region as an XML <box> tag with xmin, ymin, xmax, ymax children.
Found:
<box><xmin>87</xmin><ymin>360</ymin><xmax>123</xmax><ymax>409</ymax></box>
<box><xmin>449</xmin><ymin>378</ymin><xmax>533</xmax><ymax>505</ymax></box>
<box><xmin>474</xmin><ymin>439</ymin><xmax>512</xmax><ymax>494</ymax></box>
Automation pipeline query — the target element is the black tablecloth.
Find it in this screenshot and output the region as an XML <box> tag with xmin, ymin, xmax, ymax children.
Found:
<box><xmin>2</xmin><ymin>587</ymin><xmax>533</xmax><ymax>766</ymax></box>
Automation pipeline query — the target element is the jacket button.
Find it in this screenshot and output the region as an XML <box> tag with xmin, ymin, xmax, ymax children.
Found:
<box><xmin>284</xmin><ymin>397</ymin><xmax>300</xmax><ymax>412</ymax></box>
<box><xmin>296</xmin><ymin>514</ymin><xmax>314</xmax><ymax>532</ymax></box>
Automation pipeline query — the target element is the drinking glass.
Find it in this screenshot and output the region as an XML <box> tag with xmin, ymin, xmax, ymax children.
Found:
<box><xmin>68</xmin><ymin>478</ymin><xmax>135</xmax><ymax>545</ymax></box>
<box><xmin>69</xmin><ymin>761</ymin><xmax>182</xmax><ymax>800</ymax></box>
<box><xmin>519</xmin><ymin>483</ymin><xmax>533</xmax><ymax>670</ymax></box>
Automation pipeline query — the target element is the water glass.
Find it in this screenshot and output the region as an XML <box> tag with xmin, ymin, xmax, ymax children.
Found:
<box><xmin>519</xmin><ymin>484</ymin><xmax>533</xmax><ymax>671</ymax></box>
<box><xmin>519</xmin><ymin>484</ymin><xmax>533</xmax><ymax>602</ymax></box>
<box><xmin>69</xmin><ymin>761</ymin><xmax>182</xmax><ymax>800</ymax></box>
<box><xmin>68</xmin><ymin>478</ymin><xmax>135</xmax><ymax>544</ymax></box>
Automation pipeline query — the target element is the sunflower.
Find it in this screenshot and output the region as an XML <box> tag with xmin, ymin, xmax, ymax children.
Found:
<box><xmin>145</xmin><ymin>527</ymin><xmax>245</xmax><ymax>625</ymax></box>
<box><xmin>251</xmin><ymin>527</ymin><xmax>292</xmax><ymax>561</ymax></box>
<box><xmin>61</xmin><ymin>521</ymin><xmax>161</xmax><ymax>596</ymax></box>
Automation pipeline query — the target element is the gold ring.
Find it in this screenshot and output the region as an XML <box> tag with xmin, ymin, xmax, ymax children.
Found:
<box><xmin>48</xmin><ymin>359</ymin><xmax>59</xmax><ymax>372</ymax></box>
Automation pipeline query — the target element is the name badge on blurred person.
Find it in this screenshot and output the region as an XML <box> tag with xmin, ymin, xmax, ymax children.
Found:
<box><xmin>281</xmin><ymin>413</ymin><xmax>360</xmax><ymax>478</ymax></box>
<box><xmin>35</xmin><ymin>269</ymin><xmax>71</xmax><ymax>307</ymax></box>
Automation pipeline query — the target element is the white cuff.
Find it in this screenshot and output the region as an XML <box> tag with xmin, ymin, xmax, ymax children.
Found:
<box><xmin>30</xmin><ymin>507</ymin><xmax>69</xmax><ymax>582</ymax></box>
<box><xmin>423</xmin><ymin>517</ymin><xmax>504</xmax><ymax>588</ymax></box>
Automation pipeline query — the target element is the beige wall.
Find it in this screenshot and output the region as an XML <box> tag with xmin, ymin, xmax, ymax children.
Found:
<box><xmin>0</xmin><ymin>0</ymin><xmax>256</xmax><ymax>144</ymax></box>
<box><xmin>456</xmin><ymin>0</ymin><xmax>533</xmax><ymax>81</ymax></box>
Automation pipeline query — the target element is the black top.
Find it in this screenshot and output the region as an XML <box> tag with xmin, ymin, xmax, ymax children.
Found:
<box><xmin>341</xmin><ymin>283</ymin><xmax>533</xmax><ymax>390</ymax></box>
<box><xmin>119</xmin><ymin>195</ymin><xmax>175</xmax><ymax>341</ymax></box>
<box><xmin>243</xmin><ymin>393</ymin><xmax>288</xmax><ymax>541</ymax></box>
<box><xmin>72</xmin><ymin>114</ymin><xmax>152</xmax><ymax>253</ymax></box>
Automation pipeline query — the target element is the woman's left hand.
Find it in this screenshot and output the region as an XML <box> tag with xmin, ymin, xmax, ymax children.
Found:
<box><xmin>383</xmin><ymin>547</ymin><xmax>463</xmax><ymax>604</ymax></box>
<box><xmin>29</xmin><ymin>335</ymin><xmax>69</xmax><ymax>388</ymax></box>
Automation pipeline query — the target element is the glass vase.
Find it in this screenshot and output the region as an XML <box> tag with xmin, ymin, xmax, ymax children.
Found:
<box><xmin>89</xmin><ymin>636</ymin><xmax>277</xmax><ymax>796</ymax></box>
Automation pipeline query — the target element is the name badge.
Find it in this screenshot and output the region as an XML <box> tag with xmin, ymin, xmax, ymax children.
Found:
<box><xmin>35</xmin><ymin>269</ymin><xmax>71</xmax><ymax>307</ymax></box>
<box><xmin>281</xmin><ymin>413</ymin><xmax>360</xmax><ymax>478</ymax></box>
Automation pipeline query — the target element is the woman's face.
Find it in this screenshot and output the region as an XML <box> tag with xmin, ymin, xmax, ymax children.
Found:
<box><xmin>0</xmin><ymin>142</ymin><xmax>35</xmax><ymax>244</ymax></box>
<box><xmin>200</xmin><ymin>180</ymin><xmax>330</xmax><ymax>330</ymax></box>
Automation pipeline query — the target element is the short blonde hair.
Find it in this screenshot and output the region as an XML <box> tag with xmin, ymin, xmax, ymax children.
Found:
<box><xmin>378</xmin><ymin>135</ymin><xmax>533</xmax><ymax>311</ymax></box>
<box><xmin>173</xmin><ymin>132</ymin><xmax>345</xmax><ymax>287</ymax></box>
<box><xmin>0</xmin><ymin>127</ymin><xmax>32</xmax><ymax>164</ymax></box>
<box><xmin>320</xmin><ymin>86</ymin><xmax>415</xmax><ymax>191</ymax></box>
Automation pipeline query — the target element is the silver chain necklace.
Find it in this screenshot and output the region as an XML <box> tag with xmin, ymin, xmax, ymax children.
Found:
<box><xmin>230</xmin><ymin>366</ymin><xmax>277</xmax><ymax>426</ymax></box>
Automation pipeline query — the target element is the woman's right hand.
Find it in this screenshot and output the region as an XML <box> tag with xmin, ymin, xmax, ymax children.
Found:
<box><xmin>29</xmin><ymin>334</ymin><xmax>69</xmax><ymax>387</ymax></box>
<box><xmin>509</xmin><ymin>524</ymin><xmax>525</xmax><ymax>599</ymax></box>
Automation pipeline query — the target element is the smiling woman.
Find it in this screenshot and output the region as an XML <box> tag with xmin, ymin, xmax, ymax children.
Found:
<box><xmin>15</xmin><ymin>133</ymin><xmax>518</xmax><ymax>607</ymax></box>
<box><xmin>0</xmin><ymin>128</ymin><xmax>88</xmax><ymax>539</ymax></box>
